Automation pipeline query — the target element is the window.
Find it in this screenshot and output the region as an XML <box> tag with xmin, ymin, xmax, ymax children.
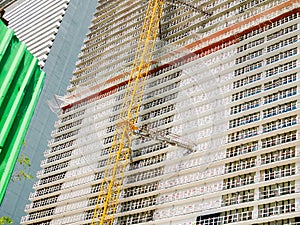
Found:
<box><xmin>261</xmin><ymin>163</ymin><xmax>296</xmax><ymax>181</ymax></box>
<box><xmin>132</xmin><ymin>142</ymin><xmax>168</xmax><ymax>157</ymax></box>
<box><xmin>127</xmin><ymin>167</ymin><xmax>164</xmax><ymax>184</ymax></box>
<box><xmin>103</xmin><ymin>135</ymin><xmax>114</xmax><ymax>145</ymax></box>
<box><xmin>35</xmin><ymin>184</ymin><xmax>62</xmax><ymax>198</ymax></box>
<box><xmin>264</xmin><ymin>73</ymin><xmax>296</xmax><ymax>91</ymax></box>
<box><xmin>32</xmin><ymin>196</ymin><xmax>59</xmax><ymax>209</ymax></box>
<box><xmin>120</xmin><ymin>195</ymin><xmax>157</xmax><ymax>212</ymax></box>
<box><xmin>266</xmin><ymin>48</ymin><xmax>297</xmax><ymax>65</ymax></box>
<box><xmin>61</xmin><ymin>110</ymin><xmax>85</xmax><ymax>123</ymax></box>
<box><xmin>229</xmin><ymin>112</ymin><xmax>260</xmax><ymax>128</ymax></box>
<box><xmin>29</xmin><ymin>208</ymin><xmax>55</xmax><ymax>221</ymax></box>
<box><xmin>267</xmin><ymin>36</ymin><xmax>297</xmax><ymax>52</ymax></box>
<box><xmin>53</xmin><ymin>130</ymin><xmax>78</xmax><ymax>143</ymax></box>
<box><xmin>236</xmin><ymin>49</ymin><xmax>263</xmax><ymax>64</ymax></box>
<box><xmin>259</xmin><ymin>181</ymin><xmax>295</xmax><ymax>199</ymax></box>
<box><xmin>230</xmin><ymin>99</ymin><xmax>260</xmax><ymax>115</ymax></box>
<box><xmin>43</xmin><ymin>161</ymin><xmax>69</xmax><ymax>174</ymax></box>
<box><xmin>222</xmin><ymin>189</ymin><xmax>254</xmax><ymax>206</ymax></box>
<box><xmin>46</xmin><ymin>150</ymin><xmax>72</xmax><ymax>164</ymax></box>
<box><xmin>223</xmin><ymin>172</ymin><xmax>255</xmax><ymax>189</ymax></box>
<box><xmin>265</xmin><ymin>60</ymin><xmax>297</xmax><ymax>77</ymax></box>
<box><xmin>261</xmin><ymin>131</ymin><xmax>296</xmax><ymax>148</ymax></box>
<box><xmin>147</xmin><ymin>71</ymin><xmax>181</xmax><ymax>88</ymax></box>
<box><xmin>263</xmin><ymin>101</ymin><xmax>296</xmax><ymax>118</ymax></box>
<box><xmin>258</xmin><ymin>199</ymin><xmax>295</xmax><ymax>218</ymax></box>
<box><xmin>140</xmin><ymin>104</ymin><xmax>175</xmax><ymax>121</ymax></box>
<box><xmin>233</xmin><ymin>73</ymin><xmax>262</xmax><ymax>89</ymax></box>
<box><xmin>237</xmin><ymin>38</ymin><xmax>264</xmax><ymax>53</ymax></box>
<box><xmin>225</xmin><ymin>157</ymin><xmax>256</xmax><ymax>173</ymax></box>
<box><xmin>123</xmin><ymin>182</ymin><xmax>159</xmax><ymax>198</ymax></box>
<box><xmin>254</xmin><ymin>218</ymin><xmax>298</xmax><ymax>225</ymax></box>
<box><xmin>118</xmin><ymin>210</ymin><xmax>154</xmax><ymax>225</ymax></box>
<box><xmin>234</xmin><ymin>61</ymin><xmax>263</xmax><ymax>76</ymax></box>
<box><xmin>129</xmin><ymin>153</ymin><xmax>166</xmax><ymax>171</ymax></box>
<box><xmin>39</xmin><ymin>172</ymin><xmax>66</xmax><ymax>186</ymax></box>
<box><xmin>262</xmin><ymin>116</ymin><xmax>297</xmax><ymax>133</ymax></box>
<box><xmin>226</xmin><ymin>142</ymin><xmax>258</xmax><ymax>158</ymax></box>
<box><xmin>263</xmin><ymin>87</ymin><xmax>297</xmax><ymax>104</ymax></box>
<box><xmin>261</xmin><ymin>147</ymin><xmax>295</xmax><ymax>164</ymax></box>
<box><xmin>197</xmin><ymin>207</ymin><xmax>253</xmax><ymax>224</ymax></box>
<box><xmin>267</xmin><ymin>24</ymin><xmax>298</xmax><ymax>41</ymax></box>
<box><xmin>143</xmin><ymin>92</ymin><xmax>178</xmax><ymax>110</ymax></box>
<box><xmin>50</xmin><ymin>140</ymin><xmax>74</xmax><ymax>154</ymax></box>
<box><xmin>231</xmin><ymin>86</ymin><xmax>261</xmax><ymax>102</ymax></box>
<box><xmin>144</xmin><ymin>81</ymin><xmax>180</xmax><ymax>99</ymax></box>
<box><xmin>227</xmin><ymin>126</ymin><xmax>258</xmax><ymax>143</ymax></box>
<box><xmin>56</xmin><ymin>119</ymin><xmax>82</xmax><ymax>134</ymax></box>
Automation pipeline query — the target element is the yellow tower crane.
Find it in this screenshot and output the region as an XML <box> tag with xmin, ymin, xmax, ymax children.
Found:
<box><xmin>91</xmin><ymin>1</ymin><xmax>165</xmax><ymax>224</ymax></box>
<box><xmin>91</xmin><ymin>0</ymin><xmax>211</xmax><ymax>224</ymax></box>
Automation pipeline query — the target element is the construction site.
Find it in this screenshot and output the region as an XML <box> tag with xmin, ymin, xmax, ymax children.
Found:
<box><xmin>20</xmin><ymin>0</ymin><xmax>300</xmax><ymax>224</ymax></box>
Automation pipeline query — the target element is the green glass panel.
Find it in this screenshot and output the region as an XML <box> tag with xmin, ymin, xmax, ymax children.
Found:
<box><xmin>0</xmin><ymin>21</ymin><xmax>45</xmax><ymax>204</ymax></box>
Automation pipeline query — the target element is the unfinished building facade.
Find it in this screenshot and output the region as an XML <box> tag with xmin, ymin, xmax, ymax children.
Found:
<box><xmin>22</xmin><ymin>0</ymin><xmax>300</xmax><ymax>224</ymax></box>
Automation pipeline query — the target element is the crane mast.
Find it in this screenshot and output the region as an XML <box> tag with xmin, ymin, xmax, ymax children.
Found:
<box><xmin>92</xmin><ymin>1</ymin><xmax>164</xmax><ymax>224</ymax></box>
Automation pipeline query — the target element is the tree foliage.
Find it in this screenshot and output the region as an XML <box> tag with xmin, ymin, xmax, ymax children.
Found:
<box><xmin>0</xmin><ymin>216</ymin><xmax>13</xmax><ymax>225</ymax></box>
<box><xmin>11</xmin><ymin>153</ymin><xmax>33</xmax><ymax>182</ymax></box>
<box><xmin>1</xmin><ymin>142</ymin><xmax>33</xmax><ymax>223</ymax></box>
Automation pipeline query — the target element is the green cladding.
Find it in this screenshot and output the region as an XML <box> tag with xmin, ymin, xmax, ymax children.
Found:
<box><xmin>0</xmin><ymin>20</ymin><xmax>45</xmax><ymax>204</ymax></box>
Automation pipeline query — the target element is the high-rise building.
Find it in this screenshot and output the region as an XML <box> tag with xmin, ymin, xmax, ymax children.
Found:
<box><xmin>0</xmin><ymin>0</ymin><xmax>17</xmax><ymax>9</ymax></box>
<box><xmin>22</xmin><ymin>0</ymin><xmax>300</xmax><ymax>225</ymax></box>
<box><xmin>0</xmin><ymin>20</ymin><xmax>45</xmax><ymax>204</ymax></box>
<box><xmin>3</xmin><ymin>0</ymin><xmax>70</xmax><ymax>68</ymax></box>
<box><xmin>0</xmin><ymin>0</ymin><xmax>98</xmax><ymax>223</ymax></box>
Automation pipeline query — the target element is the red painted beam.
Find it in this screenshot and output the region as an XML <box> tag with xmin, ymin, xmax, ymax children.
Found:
<box><xmin>62</xmin><ymin>5</ymin><xmax>299</xmax><ymax>113</ymax></box>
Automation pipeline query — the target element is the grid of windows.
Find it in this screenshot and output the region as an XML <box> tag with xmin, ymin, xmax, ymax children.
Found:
<box><xmin>215</xmin><ymin>9</ymin><xmax>300</xmax><ymax>225</ymax></box>
<box><xmin>23</xmin><ymin>2</ymin><xmax>300</xmax><ymax>225</ymax></box>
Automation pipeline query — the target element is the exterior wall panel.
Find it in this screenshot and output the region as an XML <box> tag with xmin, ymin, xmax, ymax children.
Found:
<box><xmin>3</xmin><ymin>0</ymin><xmax>70</xmax><ymax>67</ymax></box>
<box><xmin>0</xmin><ymin>20</ymin><xmax>45</xmax><ymax>204</ymax></box>
<box><xmin>21</xmin><ymin>1</ymin><xmax>300</xmax><ymax>225</ymax></box>
<box><xmin>0</xmin><ymin>0</ymin><xmax>98</xmax><ymax>223</ymax></box>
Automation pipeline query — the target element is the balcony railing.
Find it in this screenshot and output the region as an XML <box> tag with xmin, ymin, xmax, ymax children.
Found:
<box><xmin>259</xmin><ymin>184</ymin><xmax>296</xmax><ymax>199</ymax></box>
<box><xmin>258</xmin><ymin>203</ymin><xmax>295</xmax><ymax>218</ymax></box>
<box><xmin>197</xmin><ymin>211</ymin><xmax>252</xmax><ymax>225</ymax></box>
<box><xmin>262</xmin><ymin>166</ymin><xmax>296</xmax><ymax>181</ymax></box>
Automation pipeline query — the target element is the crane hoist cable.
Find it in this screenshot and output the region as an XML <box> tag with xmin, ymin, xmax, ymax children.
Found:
<box><xmin>91</xmin><ymin>1</ymin><xmax>165</xmax><ymax>224</ymax></box>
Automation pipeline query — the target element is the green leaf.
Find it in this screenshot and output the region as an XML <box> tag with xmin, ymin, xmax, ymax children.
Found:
<box><xmin>11</xmin><ymin>154</ymin><xmax>32</xmax><ymax>182</ymax></box>
<box><xmin>0</xmin><ymin>216</ymin><xmax>13</xmax><ymax>225</ymax></box>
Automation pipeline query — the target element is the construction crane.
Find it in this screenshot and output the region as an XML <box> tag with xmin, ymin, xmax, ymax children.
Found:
<box><xmin>91</xmin><ymin>1</ymin><xmax>164</xmax><ymax>224</ymax></box>
<box><xmin>92</xmin><ymin>1</ymin><xmax>208</xmax><ymax>224</ymax></box>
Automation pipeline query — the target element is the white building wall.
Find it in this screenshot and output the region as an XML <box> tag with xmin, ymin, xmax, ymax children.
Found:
<box><xmin>22</xmin><ymin>0</ymin><xmax>300</xmax><ymax>225</ymax></box>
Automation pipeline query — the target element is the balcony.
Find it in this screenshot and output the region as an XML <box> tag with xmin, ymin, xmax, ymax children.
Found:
<box><xmin>258</xmin><ymin>203</ymin><xmax>295</xmax><ymax>218</ymax></box>
<box><xmin>222</xmin><ymin>192</ymin><xmax>255</xmax><ymax>207</ymax></box>
<box><xmin>225</xmin><ymin>158</ymin><xmax>256</xmax><ymax>174</ymax></box>
<box><xmin>197</xmin><ymin>211</ymin><xmax>252</xmax><ymax>225</ymax></box>
<box><xmin>259</xmin><ymin>184</ymin><xmax>295</xmax><ymax>199</ymax></box>
<box><xmin>261</xmin><ymin>166</ymin><xmax>296</xmax><ymax>181</ymax></box>
<box><xmin>261</xmin><ymin>147</ymin><xmax>295</xmax><ymax>165</ymax></box>
<box><xmin>223</xmin><ymin>173</ymin><xmax>255</xmax><ymax>190</ymax></box>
